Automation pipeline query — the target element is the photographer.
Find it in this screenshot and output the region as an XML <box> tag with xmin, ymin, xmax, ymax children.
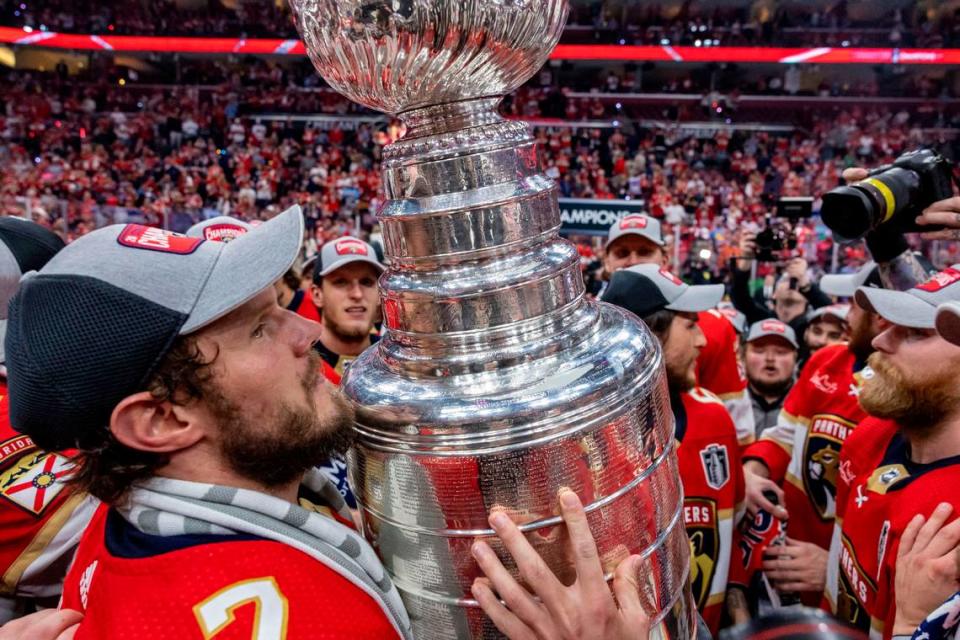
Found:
<box><xmin>731</xmin><ymin>231</ymin><xmax>832</xmax><ymax>341</ymax></box>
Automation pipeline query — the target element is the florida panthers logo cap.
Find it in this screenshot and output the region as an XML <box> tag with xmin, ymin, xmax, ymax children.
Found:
<box><xmin>606</xmin><ymin>213</ymin><xmax>664</xmax><ymax>248</ymax></box>
<box><xmin>186</xmin><ymin>216</ymin><xmax>253</xmax><ymax>243</ymax></box>
<box><xmin>6</xmin><ymin>205</ymin><xmax>304</xmax><ymax>452</ymax></box>
<box><xmin>315</xmin><ymin>236</ymin><xmax>385</xmax><ymax>279</ymax></box>
<box><xmin>601</xmin><ymin>263</ymin><xmax>723</xmax><ymax>318</ymax></box>
<box><xmin>856</xmin><ymin>264</ymin><xmax>960</xmax><ymax>330</ymax></box>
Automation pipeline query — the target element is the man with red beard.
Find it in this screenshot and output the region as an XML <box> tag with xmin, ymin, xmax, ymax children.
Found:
<box><xmin>824</xmin><ymin>266</ymin><xmax>960</xmax><ymax>639</ymax></box>
<box><xmin>603</xmin><ymin>263</ymin><xmax>747</xmax><ymax>633</ymax></box>
<box><xmin>309</xmin><ymin>236</ymin><xmax>383</xmax><ymax>508</ymax></box>
<box><xmin>741</xmin><ymin>262</ymin><xmax>888</xmax><ymax>605</ymax></box>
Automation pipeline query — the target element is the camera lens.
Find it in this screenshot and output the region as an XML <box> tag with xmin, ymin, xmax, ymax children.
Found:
<box><xmin>820</xmin><ymin>186</ymin><xmax>879</xmax><ymax>241</ymax></box>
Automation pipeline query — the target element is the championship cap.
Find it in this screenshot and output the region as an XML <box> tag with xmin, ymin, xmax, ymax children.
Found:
<box><xmin>807</xmin><ymin>304</ymin><xmax>850</xmax><ymax>325</ymax></box>
<box><xmin>0</xmin><ymin>218</ymin><xmax>65</xmax><ymax>363</ymax></box>
<box><xmin>717</xmin><ymin>304</ymin><xmax>747</xmax><ymax>334</ymax></box>
<box><xmin>186</xmin><ymin>216</ymin><xmax>252</xmax><ymax>243</ymax></box>
<box><xmin>606</xmin><ymin>214</ymin><xmax>664</xmax><ymax>249</ymax></box>
<box><xmin>6</xmin><ymin>205</ymin><xmax>304</xmax><ymax>451</ymax></box>
<box><xmin>601</xmin><ymin>263</ymin><xmax>723</xmax><ymax>318</ymax></box>
<box><xmin>746</xmin><ymin>319</ymin><xmax>799</xmax><ymax>350</ymax></box>
<box><xmin>855</xmin><ymin>264</ymin><xmax>960</xmax><ymax>330</ymax></box>
<box><xmin>935</xmin><ymin>301</ymin><xmax>960</xmax><ymax>346</ymax></box>
<box><xmin>819</xmin><ymin>261</ymin><xmax>880</xmax><ymax>298</ymax></box>
<box><xmin>314</xmin><ymin>236</ymin><xmax>385</xmax><ymax>280</ymax></box>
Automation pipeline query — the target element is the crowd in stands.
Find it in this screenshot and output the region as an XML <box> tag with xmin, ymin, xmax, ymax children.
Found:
<box><xmin>3</xmin><ymin>63</ymin><xmax>959</xmax><ymax>274</ymax></box>
<box><xmin>3</xmin><ymin>0</ymin><xmax>960</xmax><ymax>49</ymax></box>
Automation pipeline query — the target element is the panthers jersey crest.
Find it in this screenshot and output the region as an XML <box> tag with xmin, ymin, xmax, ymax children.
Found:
<box><xmin>803</xmin><ymin>414</ymin><xmax>855</xmax><ymax>520</ymax></box>
<box><xmin>0</xmin><ymin>450</ymin><xmax>73</xmax><ymax>516</ymax></box>
<box><xmin>684</xmin><ymin>497</ymin><xmax>719</xmax><ymax>609</ymax></box>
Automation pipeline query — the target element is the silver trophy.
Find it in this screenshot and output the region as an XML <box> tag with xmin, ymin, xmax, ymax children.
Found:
<box><xmin>289</xmin><ymin>1</ymin><xmax>695</xmax><ymax>637</ymax></box>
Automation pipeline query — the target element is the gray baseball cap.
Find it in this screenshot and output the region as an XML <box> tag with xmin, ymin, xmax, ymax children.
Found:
<box><xmin>602</xmin><ymin>263</ymin><xmax>723</xmax><ymax>317</ymax></box>
<box><xmin>606</xmin><ymin>214</ymin><xmax>664</xmax><ymax>249</ymax></box>
<box><xmin>6</xmin><ymin>205</ymin><xmax>304</xmax><ymax>451</ymax></box>
<box><xmin>746</xmin><ymin>319</ymin><xmax>799</xmax><ymax>349</ymax></box>
<box><xmin>819</xmin><ymin>261</ymin><xmax>879</xmax><ymax>298</ymax></box>
<box><xmin>316</xmin><ymin>236</ymin><xmax>385</xmax><ymax>278</ymax></box>
<box><xmin>717</xmin><ymin>304</ymin><xmax>747</xmax><ymax>334</ymax></box>
<box><xmin>935</xmin><ymin>301</ymin><xmax>960</xmax><ymax>346</ymax></box>
<box><xmin>186</xmin><ymin>216</ymin><xmax>253</xmax><ymax>243</ymax></box>
<box><xmin>808</xmin><ymin>304</ymin><xmax>850</xmax><ymax>325</ymax></box>
<box><xmin>855</xmin><ymin>265</ymin><xmax>960</xmax><ymax>329</ymax></box>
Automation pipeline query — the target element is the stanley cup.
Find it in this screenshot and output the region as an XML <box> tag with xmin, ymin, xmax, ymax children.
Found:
<box><xmin>289</xmin><ymin>1</ymin><xmax>696</xmax><ymax>636</ymax></box>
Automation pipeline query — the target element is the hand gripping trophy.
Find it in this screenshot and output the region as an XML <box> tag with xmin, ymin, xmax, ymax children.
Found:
<box><xmin>288</xmin><ymin>0</ymin><xmax>696</xmax><ymax>637</ymax></box>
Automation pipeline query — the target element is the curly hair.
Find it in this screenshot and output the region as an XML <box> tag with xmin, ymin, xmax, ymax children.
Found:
<box><xmin>69</xmin><ymin>336</ymin><xmax>218</xmax><ymax>504</ymax></box>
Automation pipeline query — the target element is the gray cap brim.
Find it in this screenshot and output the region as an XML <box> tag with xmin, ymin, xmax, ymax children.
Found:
<box><xmin>936</xmin><ymin>302</ymin><xmax>960</xmax><ymax>347</ymax></box>
<box><xmin>181</xmin><ymin>205</ymin><xmax>304</xmax><ymax>334</ymax></box>
<box><xmin>318</xmin><ymin>255</ymin><xmax>385</xmax><ymax>277</ymax></box>
<box><xmin>666</xmin><ymin>284</ymin><xmax>724</xmax><ymax>313</ymax></box>
<box><xmin>854</xmin><ymin>287</ymin><xmax>936</xmax><ymax>329</ymax></box>
<box><xmin>820</xmin><ymin>273</ymin><xmax>859</xmax><ymax>297</ymax></box>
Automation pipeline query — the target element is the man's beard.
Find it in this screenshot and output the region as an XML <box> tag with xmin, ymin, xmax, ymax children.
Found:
<box><xmin>325</xmin><ymin>313</ymin><xmax>370</xmax><ymax>343</ymax></box>
<box><xmin>847</xmin><ymin>313</ymin><xmax>875</xmax><ymax>361</ymax></box>
<box><xmin>207</xmin><ymin>354</ymin><xmax>357</xmax><ymax>488</ymax></box>
<box><xmin>860</xmin><ymin>353</ymin><xmax>959</xmax><ymax>434</ymax></box>
<box><xmin>750</xmin><ymin>375</ymin><xmax>793</xmax><ymax>398</ymax></box>
<box><xmin>666</xmin><ymin>358</ymin><xmax>695</xmax><ymax>394</ymax></box>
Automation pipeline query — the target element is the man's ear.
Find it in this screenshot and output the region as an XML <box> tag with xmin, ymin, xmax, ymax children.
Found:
<box><xmin>110</xmin><ymin>391</ymin><xmax>205</xmax><ymax>454</ymax></box>
<box><xmin>310</xmin><ymin>283</ymin><xmax>323</xmax><ymax>310</ymax></box>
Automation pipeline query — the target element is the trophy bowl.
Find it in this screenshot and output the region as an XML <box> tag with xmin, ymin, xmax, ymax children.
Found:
<box><xmin>289</xmin><ymin>0</ymin><xmax>568</xmax><ymax>114</ymax></box>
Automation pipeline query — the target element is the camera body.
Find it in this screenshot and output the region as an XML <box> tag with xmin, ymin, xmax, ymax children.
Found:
<box><xmin>821</xmin><ymin>149</ymin><xmax>954</xmax><ymax>240</ymax></box>
<box><xmin>754</xmin><ymin>197</ymin><xmax>812</xmax><ymax>262</ymax></box>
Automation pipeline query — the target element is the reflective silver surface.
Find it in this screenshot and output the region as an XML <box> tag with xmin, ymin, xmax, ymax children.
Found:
<box><xmin>291</xmin><ymin>1</ymin><xmax>695</xmax><ymax>636</ymax></box>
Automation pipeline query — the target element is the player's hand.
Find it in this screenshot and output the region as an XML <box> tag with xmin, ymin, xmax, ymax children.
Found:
<box><xmin>784</xmin><ymin>257</ymin><xmax>810</xmax><ymax>289</ymax></box>
<box><xmin>761</xmin><ymin>538</ymin><xmax>828</xmax><ymax>593</ymax></box>
<box><xmin>892</xmin><ymin>503</ymin><xmax>960</xmax><ymax>636</ymax></box>
<box><xmin>472</xmin><ymin>489</ymin><xmax>650</xmax><ymax>640</ymax></box>
<box><xmin>743</xmin><ymin>463</ymin><xmax>788</xmax><ymax>520</ymax></box>
<box><xmin>0</xmin><ymin>609</ymin><xmax>83</xmax><ymax>640</ymax></box>
<box><xmin>916</xmin><ymin>198</ymin><xmax>960</xmax><ymax>241</ymax></box>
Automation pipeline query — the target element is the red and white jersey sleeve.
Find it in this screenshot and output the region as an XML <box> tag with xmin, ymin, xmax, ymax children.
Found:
<box><xmin>743</xmin><ymin>344</ymin><xmax>867</xmax><ymax>551</ymax></box>
<box><xmin>696</xmin><ymin>310</ymin><xmax>755</xmax><ymax>448</ymax></box>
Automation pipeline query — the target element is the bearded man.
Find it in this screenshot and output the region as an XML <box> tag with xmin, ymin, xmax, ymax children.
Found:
<box><xmin>823</xmin><ymin>265</ymin><xmax>960</xmax><ymax>639</ymax></box>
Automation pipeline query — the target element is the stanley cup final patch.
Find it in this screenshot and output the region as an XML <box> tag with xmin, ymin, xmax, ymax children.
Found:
<box><xmin>700</xmin><ymin>444</ymin><xmax>730</xmax><ymax>490</ymax></box>
<box><xmin>0</xmin><ymin>451</ymin><xmax>73</xmax><ymax>516</ymax></box>
<box><xmin>118</xmin><ymin>225</ymin><xmax>204</xmax><ymax>255</ymax></box>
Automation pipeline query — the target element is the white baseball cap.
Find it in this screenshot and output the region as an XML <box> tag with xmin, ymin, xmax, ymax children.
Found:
<box><xmin>606</xmin><ymin>214</ymin><xmax>664</xmax><ymax>249</ymax></box>
<box><xmin>819</xmin><ymin>261</ymin><xmax>879</xmax><ymax>298</ymax></box>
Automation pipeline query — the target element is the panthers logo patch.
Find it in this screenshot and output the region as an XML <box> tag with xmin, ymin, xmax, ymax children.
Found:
<box><xmin>803</xmin><ymin>414</ymin><xmax>855</xmax><ymax>520</ymax></box>
<box><xmin>684</xmin><ymin>497</ymin><xmax>718</xmax><ymax>609</ymax></box>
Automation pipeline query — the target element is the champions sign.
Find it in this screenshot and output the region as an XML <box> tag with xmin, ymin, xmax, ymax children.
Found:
<box><xmin>558</xmin><ymin>198</ymin><xmax>647</xmax><ymax>236</ymax></box>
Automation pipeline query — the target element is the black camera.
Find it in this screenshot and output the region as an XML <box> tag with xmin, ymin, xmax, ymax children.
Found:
<box><xmin>754</xmin><ymin>219</ymin><xmax>797</xmax><ymax>262</ymax></box>
<box><xmin>820</xmin><ymin>149</ymin><xmax>955</xmax><ymax>240</ymax></box>
<box><xmin>753</xmin><ymin>197</ymin><xmax>812</xmax><ymax>262</ymax></box>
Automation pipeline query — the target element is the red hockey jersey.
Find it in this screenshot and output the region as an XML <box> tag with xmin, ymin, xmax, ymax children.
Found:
<box><xmin>677</xmin><ymin>388</ymin><xmax>746</xmax><ymax>635</ymax></box>
<box><xmin>0</xmin><ymin>380</ymin><xmax>93</xmax><ymax>609</ymax></box>
<box><xmin>824</xmin><ymin>418</ymin><xmax>960</xmax><ymax>640</ymax></box>
<box><xmin>60</xmin><ymin>503</ymin><xmax>399</xmax><ymax>639</ymax></box>
<box><xmin>697</xmin><ymin>310</ymin><xmax>755</xmax><ymax>447</ymax></box>
<box><xmin>743</xmin><ymin>344</ymin><xmax>868</xmax><ymax>551</ymax></box>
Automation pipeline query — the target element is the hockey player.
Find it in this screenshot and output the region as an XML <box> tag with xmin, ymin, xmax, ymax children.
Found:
<box><xmin>824</xmin><ymin>266</ymin><xmax>960</xmax><ymax>639</ymax></box>
<box><xmin>601</xmin><ymin>216</ymin><xmax>757</xmax><ymax>448</ymax></box>
<box><xmin>603</xmin><ymin>264</ymin><xmax>747</xmax><ymax>633</ymax></box>
<box><xmin>741</xmin><ymin>262</ymin><xmax>888</xmax><ymax>603</ymax></box>
<box><xmin>0</xmin><ymin>218</ymin><xmax>96</xmax><ymax>623</ymax></box>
